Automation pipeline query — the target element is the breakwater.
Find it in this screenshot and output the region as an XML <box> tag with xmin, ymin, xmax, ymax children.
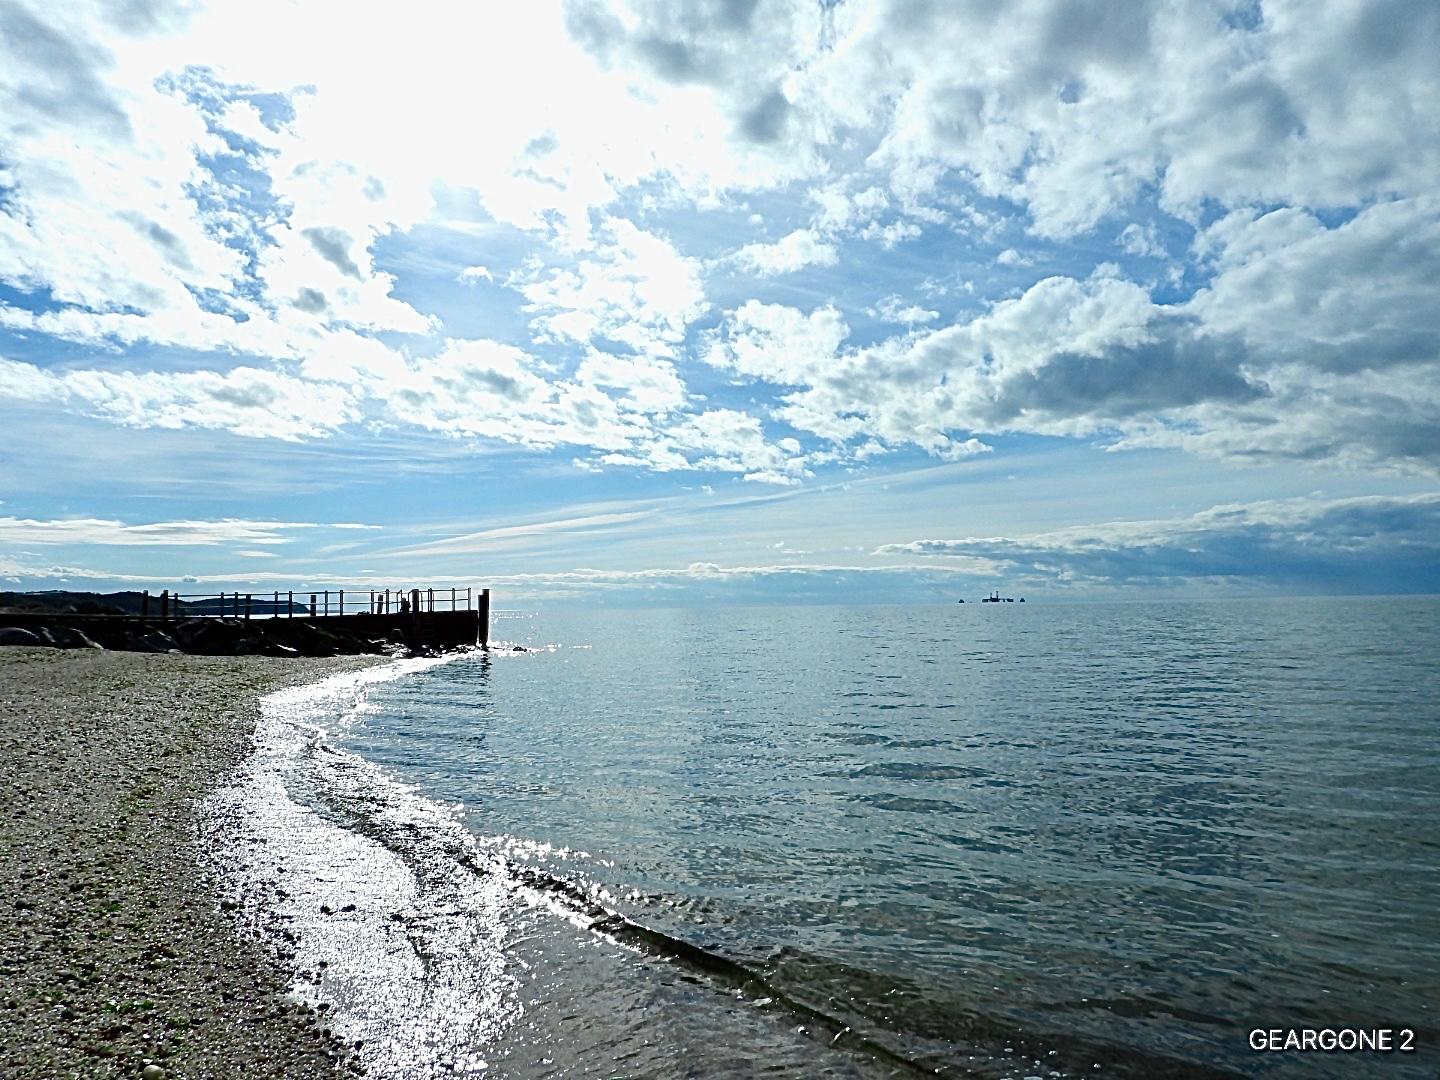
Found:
<box><xmin>0</xmin><ymin>587</ymin><xmax>489</xmax><ymax>657</ymax></box>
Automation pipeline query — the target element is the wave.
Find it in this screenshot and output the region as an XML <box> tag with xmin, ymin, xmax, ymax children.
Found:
<box><xmin>202</xmin><ymin>658</ymin><xmax>514</xmax><ymax>1078</ymax></box>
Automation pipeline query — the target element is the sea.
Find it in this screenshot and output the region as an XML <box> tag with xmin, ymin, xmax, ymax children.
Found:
<box><xmin>204</xmin><ymin>597</ymin><xmax>1440</xmax><ymax>1079</ymax></box>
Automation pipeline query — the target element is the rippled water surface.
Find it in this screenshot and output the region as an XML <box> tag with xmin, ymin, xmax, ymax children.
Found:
<box><xmin>332</xmin><ymin>598</ymin><xmax>1439</xmax><ymax>1077</ymax></box>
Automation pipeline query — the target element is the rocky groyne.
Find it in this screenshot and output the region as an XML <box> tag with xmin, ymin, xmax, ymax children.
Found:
<box><xmin>0</xmin><ymin>615</ymin><xmax>450</xmax><ymax>658</ymax></box>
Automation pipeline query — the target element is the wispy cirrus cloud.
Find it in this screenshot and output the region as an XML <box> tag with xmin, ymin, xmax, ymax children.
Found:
<box><xmin>384</xmin><ymin>510</ymin><xmax>656</xmax><ymax>557</ymax></box>
<box><xmin>0</xmin><ymin>516</ymin><xmax>377</xmax><ymax>547</ymax></box>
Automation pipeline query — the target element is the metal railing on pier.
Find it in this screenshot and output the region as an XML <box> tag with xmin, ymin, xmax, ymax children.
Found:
<box><xmin>138</xmin><ymin>586</ymin><xmax>485</xmax><ymax>620</ymax></box>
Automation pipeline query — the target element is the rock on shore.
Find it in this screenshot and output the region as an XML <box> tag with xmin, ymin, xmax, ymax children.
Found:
<box><xmin>0</xmin><ymin>647</ymin><xmax>385</xmax><ymax>1079</ymax></box>
<box><xmin>0</xmin><ymin>617</ymin><xmax>413</xmax><ymax>658</ymax></box>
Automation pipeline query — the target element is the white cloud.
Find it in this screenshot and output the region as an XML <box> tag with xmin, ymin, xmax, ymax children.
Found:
<box><xmin>732</xmin><ymin>227</ymin><xmax>838</xmax><ymax>276</ymax></box>
<box><xmin>858</xmin><ymin>219</ymin><xmax>921</xmax><ymax>248</ymax></box>
<box><xmin>829</xmin><ymin>1</ymin><xmax>1440</xmax><ymax>236</ymax></box>
<box><xmin>703</xmin><ymin>301</ymin><xmax>848</xmax><ymax>385</ymax></box>
<box><xmin>518</xmin><ymin>217</ymin><xmax>708</xmax><ymax>356</ymax></box>
<box><xmin>0</xmin><ymin>0</ymin><xmax>1436</xmax><ymax>491</ymax></box>
<box><xmin>0</xmin><ymin>516</ymin><xmax>377</xmax><ymax>547</ymax></box>
<box><xmin>771</xmin><ymin>267</ymin><xmax>1175</xmax><ymax>453</ymax></box>
<box><xmin>878</xmin><ymin>493</ymin><xmax>1440</xmax><ymax>591</ymax></box>
<box><xmin>748</xmin><ymin>196</ymin><xmax>1440</xmax><ymax>474</ymax></box>
<box><xmin>482</xmin><ymin>561</ymin><xmax>982</xmax><ymax>589</ymax></box>
<box><xmin>574</xmin><ymin>351</ymin><xmax>687</xmax><ymax>414</ymax></box>
<box><xmin>870</xmin><ymin>296</ymin><xmax>939</xmax><ymax>325</ymax></box>
<box><xmin>0</xmin><ymin>357</ymin><xmax>359</xmax><ymax>440</ymax></box>
<box><xmin>1118</xmin><ymin>222</ymin><xmax>1165</xmax><ymax>258</ymax></box>
<box><xmin>384</xmin><ymin>510</ymin><xmax>655</xmax><ymax>557</ymax></box>
<box><xmin>599</xmin><ymin>408</ymin><xmax>813</xmax><ymax>485</ymax></box>
<box><xmin>809</xmin><ymin>184</ymin><xmax>889</xmax><ymax>231</ymax></box>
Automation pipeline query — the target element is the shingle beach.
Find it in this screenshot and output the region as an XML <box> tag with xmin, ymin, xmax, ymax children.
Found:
<box><xmin>0</xmin><ymin>648</ymin><xmax>384</xmax><ymax>1080</ymax></box>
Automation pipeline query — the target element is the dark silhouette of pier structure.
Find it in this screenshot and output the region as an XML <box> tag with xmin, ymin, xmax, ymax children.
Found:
<box><xmin>0</xmin><ymin>585</ymin><xmax>490</xmax><ymax>655</ymax></box>
<box><xmin>143</xmin><ymin>585</ymin><xmax>491</xmax><ymax>650</ymax></box>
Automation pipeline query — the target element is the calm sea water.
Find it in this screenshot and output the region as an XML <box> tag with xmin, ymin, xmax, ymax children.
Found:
<box><xmin>296</xmin><ymin>598</ymin><xmax>1438</xmax><ymax>1078</ymax></box>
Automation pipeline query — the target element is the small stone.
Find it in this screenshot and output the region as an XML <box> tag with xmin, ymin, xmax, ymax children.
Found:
<box><xmin>142</xmin><ymin>1065</ymin><xmax>167</xmax><ymax>1080</ymax></box>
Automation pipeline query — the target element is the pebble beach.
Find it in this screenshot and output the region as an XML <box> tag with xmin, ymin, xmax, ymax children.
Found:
<box><xmin>0</xmin><ymin>647</ymin><xmax>384</xmax><ymax>1079</ymax></box>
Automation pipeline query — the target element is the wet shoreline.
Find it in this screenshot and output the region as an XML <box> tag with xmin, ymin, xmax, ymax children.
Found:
<box><xmin>199</xmin><ymin>655</ymin><xmax>515</xmax><ymax>1079</ymax></box>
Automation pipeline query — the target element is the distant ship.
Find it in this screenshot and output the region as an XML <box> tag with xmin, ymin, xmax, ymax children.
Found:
<box><xmin>977</xmin><ymin>590</ymin><xmax>1023</xmax><ymax>603</ymax></box>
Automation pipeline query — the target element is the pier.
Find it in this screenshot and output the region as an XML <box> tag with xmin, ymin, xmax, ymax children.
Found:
<box><xmin>0</xmin><ymin>585</ymin><xmax>490</xmax><ymax>656</ymax></box>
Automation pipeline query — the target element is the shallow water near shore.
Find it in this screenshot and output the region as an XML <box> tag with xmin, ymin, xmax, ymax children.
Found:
<box><xmin>212</xmin><ymin>598</ymin><xmax>1440</xmax><ymax>1078</ymax></box>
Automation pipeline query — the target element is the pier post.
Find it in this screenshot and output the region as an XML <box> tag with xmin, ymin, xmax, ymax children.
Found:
<box><xmin>310</xmin><ymin>594</ymin><xmax>317</xmax><ymax>617</ymax></box>
<box><xmin>287</xmin><ymin>590</ymin><xmax>294</xmax><ymax>617</ymax></box>
<box><xmin>410</xmin><ymin>588</ymin><xmax>420</xmax><ymax>613</ymax></box>
<box><xmin>479</xmin><ymin>587</ymin><xmax>490</xmax><ymax>647</ymax></box>
<box><xmin>244</xmin><ymin>594</ymin><xmax>252</xmax><ymax>621</ymax></box>
<box><xmin>160</xmin><ymin>590</ymin><xmax>169</xmax><ymax>619</ymax></box>
<box><xmin>339</xmin><ymin>589</ymin><xmax>344</xmax><ymax>616</ymax></box>
<box><xmin>141</xmin><ymin>590</ymin><xmax>150</xmax><ymax>617</ymax></box>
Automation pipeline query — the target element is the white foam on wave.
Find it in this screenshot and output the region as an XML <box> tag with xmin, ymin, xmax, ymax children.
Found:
<box><xmin>203</xmin><ymin>657</ymin><xmax>520</xmax><ymax>1078</ymax></box>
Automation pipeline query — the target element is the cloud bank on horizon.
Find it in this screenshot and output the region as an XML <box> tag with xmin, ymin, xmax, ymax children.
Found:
<box><xmin>1</xmin><ymin>0</ymin><xmax>1437</xmax><ymax>599</ymax></box>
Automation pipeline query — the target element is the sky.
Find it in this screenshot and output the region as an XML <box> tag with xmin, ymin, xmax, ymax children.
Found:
<box><xmin>1</xmin><ymin>0</ymin><xmax>1438</xmax><ymax>605</ymax></box>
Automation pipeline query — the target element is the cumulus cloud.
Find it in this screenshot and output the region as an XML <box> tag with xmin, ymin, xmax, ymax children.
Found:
<box><xmin>1118</xmin><ymin>222</ymin><xmax>1165</xmax><ymax>259</ymax></box>
<box><xmin>759</xmin><ymin>267</ymin><xmax>1214</xmax><ymax>453</ymax></box>
<box><xmin>732</xmin><ymin>227</ymin><xmax>838</xmax><ymax>276</ymax></box>
<box><xmin>723</xmin><ymin>199</ymin><xmax>1440</xmax><ymax>473</ymax></box>
<box><xmin>1120</xmin><ymin>197</ymin><xmax>1440</xmax><ymax>470</ymax></box>
<box><xmin>703</xmin><ymin>300</ymin><xmax>849</xmax><ymax>384</ymax></box>
<box><xmin>574</xmin><ymin>351</ymin><xmax>688</xmax><ymax>414</ymax></box>
<box><xmin>878</xmin><ymin>494</ymin><xmax>1440</xmax><ymax>592</ymax></box>
<box><xmin>518</xmin><ymin>217</ymin><xmax>707</xmax><ymax>356</ymax></box>
<box><xmin>870</xmin><ymin>296</ymin><xmax>939</xmax><ymax>325</ymax></box>
<box><xmin>598</xmin><ymin>408</ymin><xmax>813</xmax><ymax>485</ymax></box>
<box><xmin>0</xmin><ymin>0</ymin><xmax>1438</xmax><ymax>491</ymax></box>
<box><xmin>0</xmin><ymin>357</ymin><xmax>359</xmax><ymax>440</ymax></box>
<box><xmin>820</xmin><ymin>0</ymin><xmax>1440</xmax><ymax>235</ymax></box>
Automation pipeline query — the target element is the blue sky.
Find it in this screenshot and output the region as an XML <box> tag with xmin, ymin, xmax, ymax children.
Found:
<box><xmin>1</xmin><ymin>0</ymin><xmax>1438</xmax><ymax>604</ymax></box>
